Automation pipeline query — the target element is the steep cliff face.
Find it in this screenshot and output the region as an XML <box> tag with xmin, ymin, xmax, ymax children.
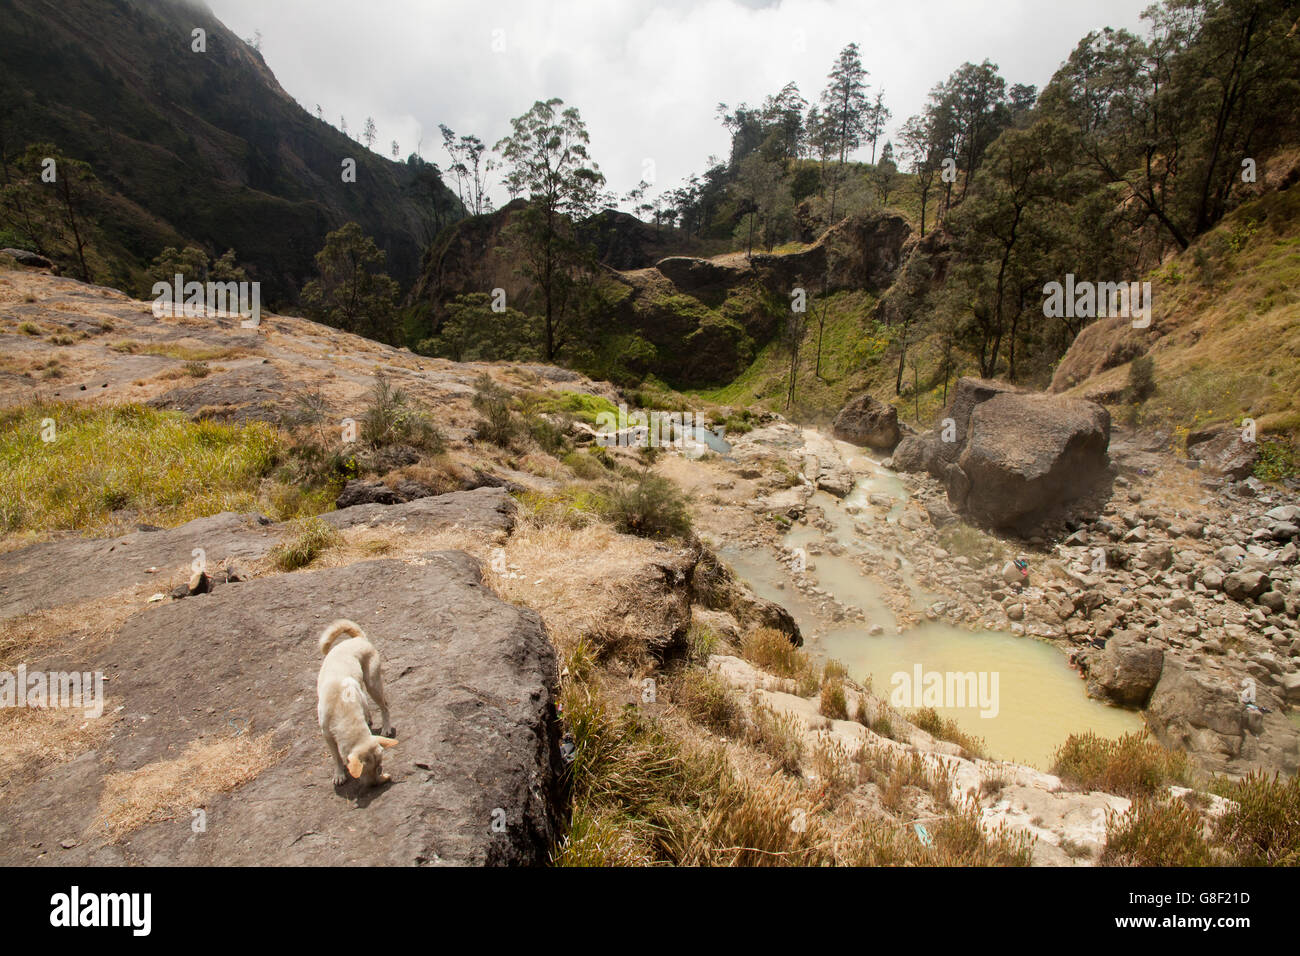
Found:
<box><xmin>0</xmin><ymin>0</ymin><xmax>460</xmax><ymax>302</ymax></box>
<box><xmin>408</xmin><ymin>206</ymin><xmax>912</xmax><ymax>389</ymax></box>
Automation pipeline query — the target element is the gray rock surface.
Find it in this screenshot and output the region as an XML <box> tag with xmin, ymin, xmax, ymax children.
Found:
<box><xmin>1188</xmin><ymin>430</ymin><xmax>1260</xmax><ymax>480</ymax></box>
<box><xmin>0</xmin><ymin>551</ymin><xmax>562</xmax><ymax>866</ymax></box>
<box><xmin>831</xmin><ymin>393</ymin><xmax>900</xmax><ymax>449</ymax></box>
<box><xmin>0</xmin><ymin>487</ymin><xmax>515</xmax><ymax>621</ymax></box>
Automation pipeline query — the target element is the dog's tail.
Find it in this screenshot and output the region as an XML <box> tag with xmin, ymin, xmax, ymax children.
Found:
<box><xmin>319</xmin><ymin>619</ymin><xmax>364</xmax><ymax>656</ymax></box>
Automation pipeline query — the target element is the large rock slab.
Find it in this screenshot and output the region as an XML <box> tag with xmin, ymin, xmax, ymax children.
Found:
<box><xmin>1084</xmin><ymin>631</ymin><xmax>1164</xmax><ymax>707</ymax></box>
<box><xmin>955</xmin><ymin>391</ymin><xmax>1111</xmax><ymax>532</ymax></box>
<box><xmin>0</xmin><ymin>487</ymin><xmax>515</xmax><ymax>621</ymax></box>
<box><xmin>0</xmin><ymin>552</ymin><xmax>562</xmax><ymax>866</ymax></box>
<box><xmin>831</xmin><ymin>393</ymin><xmax>900</xmax><ymax>450</ymax></box>
<box><xmin>1147</xmin><ymin>658</ymin><xmax>1299</xmax><ymax>776</ymax></box>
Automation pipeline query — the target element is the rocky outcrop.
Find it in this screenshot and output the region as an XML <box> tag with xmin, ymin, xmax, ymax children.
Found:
<box><xmin>1</xmin><ymin>247</ymin><xmax>54</xmax><ymax>269</ymax></box>
<box><xmin>335</xmin><ymin>478</ymin><xmax>434</xmax><ymax>509</ymax></box>
<box><xmin>1147</xmin><ymin>657</ymin><xmax>1300</xmax><ymax>776</ymax></box>
<box><xmin>889</xmin><ymin>378</ymin><xmax>1112</xmax><ymax>533</ymax></box>
<box><xmin>0</xmin><ymin>487</ymin><xmax>516</xmax><ymax>620</ymax></box>
<box><xmin>146</xmin><ymin>364</ymin><xmax>290</xmax><ymax>424</ymax></box>
<box><xmin>831</xmin><ymin>393</ymin><xmax>900</xmax><ymax>450</ymax></box>
<box><xmin>0</xmin><ymin>551</ymin><xmax>563</xmax><ymax>866</ymax></box>
<box><xmin>1083</xmin><ymin>631</ymin><xmax>1165</xmax><ymax>707</ymax></box>
<box><xmin>694</xmin><ymin>547</ymin><xmax>802</xmax><ymax>646</ymax></box>
<box><xmin>1188</xmin><ymin>429</ymin><xmax>1260</xmax><ymax>480</ymax></box>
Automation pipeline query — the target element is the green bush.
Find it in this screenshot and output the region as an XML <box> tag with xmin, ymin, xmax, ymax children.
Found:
<box><xmin>604</xmin><ymin>472</ymin><xmax>691</xmax><ymax>539</ymax></box>
<box><xmin>472</xmin><ymin>374</ymin><xmax>517</xmax><ymax>448</ymax></box>
<box><xmin>1102</xmin><ymin>797</ymin><xmax>1213</xmax><ymax>866</ymax></box>
<box><xmin>1213</xmin><ymin>771</ymin><xmax>1300</xmax><ymax>865</ymax></box>
<box><xmin>1052</xmin><ymin>731</ymin><xmax>1188</xmax><ymax>799</ymax></box>
<box><xmin>361</xmin><ymin>372</ymin><xmax>442</xmax><ymax>451</ymax></box>
<box><xmin>1127</xmin><ymin>356</ymin><xmax>1156</xmax><ymax>403</ymax></box>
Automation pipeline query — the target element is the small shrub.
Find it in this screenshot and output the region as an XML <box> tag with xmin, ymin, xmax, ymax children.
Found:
<box><xmin>677</xmin><ymin>670</ymin><xmax>741</xmax><ymax>736</ymax></box>
<box><xmin>362</xmin><ymin>371</ymin><xmax>443</xmax><ymax>451</ymax></box>
<box><xmin>909</xmin><ymin>707</ymin><xmax>987</xmax><ymax>759</ymax></box>
<box><xmin>472</xmin><ymin>373</ymin><xmax>518</xmax><ymax>448</ymax></box>
<box><xmin>523</xmin><ymin>412</ymin><xmax>567</xmax><ymax>455</ymax></box>
<box><xmin>1127</xmin><ymin>355</ymin><xmax>1156</xmax><ymax>403</ymax></box>
<box><xmin>604</xmin><ymin>473</ymin><xmax>691</xmax><ymax>539</ymax></box>
<box><xmin>17</xmin><ymin>322</ymin><xmax>42</xmax><ymax>336</ymax></box>
<box><xmin>810</xmin><ymin>736</ymin><xmax>855</xmax><ymax>797</ymax></box>
<box><xmin>819</xmin><ymin>676</ymin><xmax>848</xmax><ymax>721</ymax></box>
<box><xmin>686</xmin><ymin>622</ymin><xmax>719</xmax><ymax>662</ymax></box>
<box><xmin>1101</xmin><ymin>797</ymin><xmax>1213</xmax><ymax>866</ymax></box>
<box><xmin>740</xmin><ymin>628</ymin><xmax>807</xmax><ymax>679</ymax></box>
<box><xmin>563</xmin><ymin>449</ymin><xmax>612</xmax><ymax>480</ymax></box>
<box><xmin>1051</xmin><ymin>731</ymin><xmax>1188</xmax><ymax>799</ymax></box>
<box><xmin>183</xmin><ymin>360</ymin><xmax>210</xmax><ymax>378</ymax></box>
<box><xmin>747</xmin><ymin>702</ymin><xmax>804</xmax><ymax>775</ymax></box>
<box><xmin>1254</xmin><ymin>438</ymin><xmax>1296</xmax><ymax>482</ymax></box>
<box><xmin>269</xmin><ymin>517</ymin><xmax>341</xmax><ymax>571</ymax></box>
<box><xmin>1213</xmin><ymin>771</ymin><xmax>1300</xmax><ymax>865</ymax></box>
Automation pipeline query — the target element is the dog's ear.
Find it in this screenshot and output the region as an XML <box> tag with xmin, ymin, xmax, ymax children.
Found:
<box><xmin>346</xmin><ymin>753</ymin><xmax>364</xmax><ymax>778</ymax></box>
<box><xmin>375</xmin><ymin>736</ymin><xmax>398</xmax><ymax>749</ymax></box>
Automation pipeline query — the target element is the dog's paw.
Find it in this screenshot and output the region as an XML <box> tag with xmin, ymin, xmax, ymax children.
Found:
<box><xmin>332</xmin><ymin>772</ymin><xmax>349</xmax><ymax>786</ymax></box>
<box><xmin>382</xmin><ymin>726</ymin><xmax>397</xmax><ymax>738</ymax></box>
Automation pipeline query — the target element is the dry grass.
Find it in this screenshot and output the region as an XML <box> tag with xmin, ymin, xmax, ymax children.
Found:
<box><xmin>0</xmin><ymin>584</ymin><xmax>153</xmax><ymax>671</ymax></box>
<box><xmin>92</xmin><ymin>732</ymin><xmax>284</xmax><ymax>841</ymax></box>
<box><xmin>488</xmin><ymin>515</ymin><xmax>674</xmax><ymax>662</ymax></box>
<box><xmin>0</xmin><ymin>702</ymin><xmax>120</xmax><ymax>787</ymax></box>
<box><xmin>1052</xmin><ymin>731</ymin><xmax>1189</xmax><ymax>799</ymax></box>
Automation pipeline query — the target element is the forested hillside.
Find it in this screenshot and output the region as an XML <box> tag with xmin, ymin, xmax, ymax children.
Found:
<box><xmin>0</xmin><ymin>0</ymin><xmax>459</xmax><ymax>304</ymax></box>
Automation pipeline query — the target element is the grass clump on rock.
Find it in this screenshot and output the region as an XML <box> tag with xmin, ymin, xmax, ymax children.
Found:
<box><xmin>269</xmin><ymin>516</ymin><xmax>341</xmax><ymax>571</ymax></box>
<box><xmin>909</xmin><ymin>707</ymin><xmax>987</xmax><ymax>760</ymax></box>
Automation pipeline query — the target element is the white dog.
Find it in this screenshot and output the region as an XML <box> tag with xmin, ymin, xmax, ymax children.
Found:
<box><xmin>316</xmin><ymin>619</ymin><xmax>396</xmax><ymax>787</ymax></box>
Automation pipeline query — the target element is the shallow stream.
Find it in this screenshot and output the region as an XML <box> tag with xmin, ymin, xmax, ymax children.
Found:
<box><xmin>721</xmin><ymin>440</ymin><xmax>1143</xmax><ymax>769</ymax></box>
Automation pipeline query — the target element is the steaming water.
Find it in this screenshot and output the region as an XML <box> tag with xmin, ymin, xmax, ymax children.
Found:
<box><xmin>719</xmin><ymin>453</ymin><xmax>1143</xmax><ymax>768</ymax></box>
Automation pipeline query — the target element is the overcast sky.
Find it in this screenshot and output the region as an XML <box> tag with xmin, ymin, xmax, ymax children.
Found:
<box><xmin>205</xmin><ymin>0</ymin><xmax>1155</xmax><ymax>208</ymax></box>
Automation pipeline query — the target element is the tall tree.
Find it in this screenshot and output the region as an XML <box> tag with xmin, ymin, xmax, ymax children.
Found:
<box><xmin>819</xmin><ymin>43</ymin><xmax>871</xmax><ymax>165</ymax></box>
<box><xmin>899</xmin><ymin>113</ymin><xmax>941</xmax><ymax>236</ymax></box>
<box><xmin>495</xmin><ymin>99</ymin><xmax>605</xmax><ymax>361</ymax></box>
<box><xmin>300</xmin><ymin>222</ymin><xmax>400</xmax><ymax>341</ymax></box>
<box><xmin>865</xmin><ymin>89</ymin><xmax>892</xmax><ymax>164</ymax></box>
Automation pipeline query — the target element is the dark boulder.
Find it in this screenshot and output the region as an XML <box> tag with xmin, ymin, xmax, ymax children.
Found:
<box><xmin>831</xmin><ymin>393</ymin><xmax>900</xmax><ymax>449</ymax></box>
<box><xmin>956</xmin><ymin>391</ymin><xmax>1111</xmax><ymax>532</ymax></box>
<box><xmin>1084</xmin><ymin>631</ymin><xmax>1165</xmax><ymax>707</ymax></box>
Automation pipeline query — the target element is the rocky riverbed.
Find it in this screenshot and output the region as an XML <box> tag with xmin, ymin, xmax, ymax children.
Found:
<box><xmin>664</xmin><ymin>414</ymin><xmax>1300</xmax><ymax>778</ymax></box>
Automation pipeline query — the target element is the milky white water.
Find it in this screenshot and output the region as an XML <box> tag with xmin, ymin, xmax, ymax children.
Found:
<box><xmin>720</xmin><ymin>446</ymin><xmax>1144</xmax><ymax>768</ymax></box>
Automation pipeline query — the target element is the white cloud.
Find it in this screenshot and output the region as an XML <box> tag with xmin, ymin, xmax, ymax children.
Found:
<box><xmin>206</xmin><ymin>0</ymin><xmax>1153</xmax><ymax>207</ymax></box>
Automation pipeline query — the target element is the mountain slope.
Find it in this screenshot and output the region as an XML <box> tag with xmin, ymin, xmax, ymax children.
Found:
<box><xmin>0</xmin><ymin>0</ymin><xmax>459</xmax><ymax>302</ymax></box>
